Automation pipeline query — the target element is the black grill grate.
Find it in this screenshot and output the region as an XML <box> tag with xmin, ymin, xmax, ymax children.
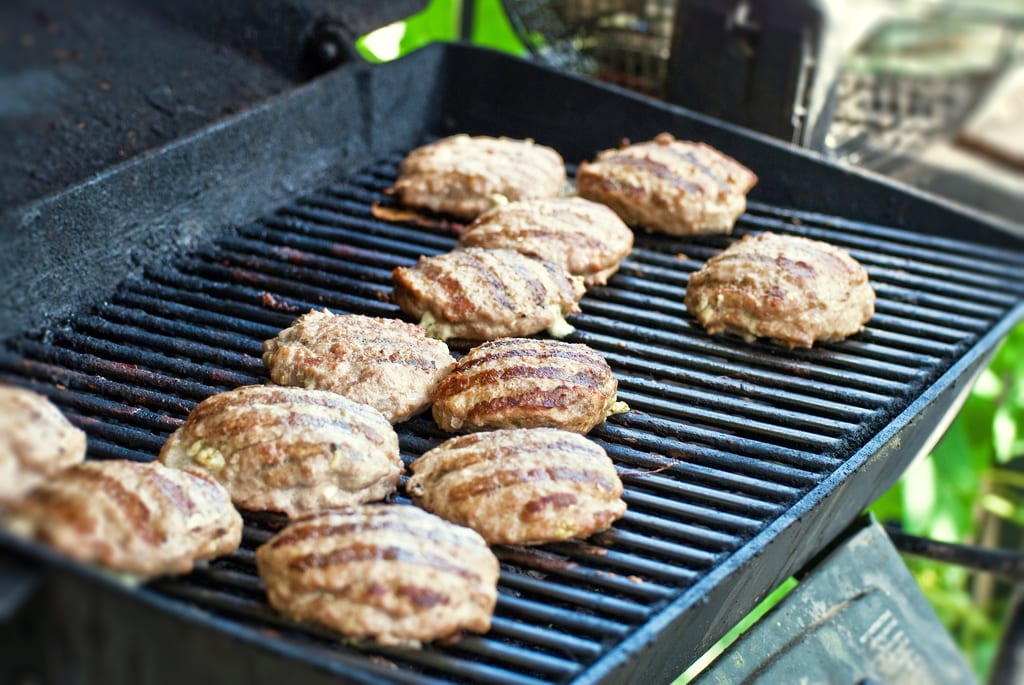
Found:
<box><xmin>2</xmin><ymin>150</ymin><xmax>1024</xmax><ymax>683</ymax></box>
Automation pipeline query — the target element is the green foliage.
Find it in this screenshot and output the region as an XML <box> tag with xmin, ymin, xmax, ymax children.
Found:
<box><xmin>356</xmin><ymin>0</ymin><xmax>526</xmax><ymax>63</ymax></box>
<box><xmin>871</xmin><ymin>319</ymin><xmax>1024</xmax><ymax>681</ymax></box>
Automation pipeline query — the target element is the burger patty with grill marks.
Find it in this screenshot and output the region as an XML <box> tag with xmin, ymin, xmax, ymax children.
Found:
<box><xmin>458</xmin><ymin>197</ymin><xmax>635</xmax><ymax>287</ymax></box>
<box><xmin>262</xmin><ymin>309</ymin><xmax>456</xmax><ymax>423</ymax></box>
<box><xmin>159</xmin><ymin>385</ymin><xmax>402</xmax><ymax>517</ymax></box>
<box><xmin>0</xmin><ymin>384</ymin><xmax>87</xmax><ymax>502</ymax></box>
<box><xmin>391</xmin><ymin>247</ymin><xmax>585</xmax><ymax>343</ymax></box>
<box><xmin>431</xmin><ymin>338</ymin><xmax>624</xmax><ymax>434</ymax></box>
<box><xmin>394</xmin><ymin>134</ymin><xmax>566</xmax><ymax>221</ymax></box>
<box><xmin>577</xmin><ymin>133</ymin><xmax>758</xmax><ymax>235</ymax></box>
<box><xmin>256</xmin><ymin>504</ymin><xmax>499</xmax><ymax>645</ymax></box>
<box><xmin>408</xmin><ymin>428</ymin><xmax>626</xmax><ymax>545</ymax></box>
<box><xmin>2</xmin><ymin>459</ymin><xmax>242</xmax><ymax>579</ymax></box>
<box><xmin>684</xmin><ymin>232</ymin><xmax>876</xmax><ymax>348</ymax></box>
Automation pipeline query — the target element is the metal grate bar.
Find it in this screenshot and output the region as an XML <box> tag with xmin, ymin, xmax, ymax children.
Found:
<box><xmin>594</xmin><ymin>423</ymin><xmax>825</xmax><ymax>489</ymax></box>
<box><xmin>74</xmin><ymin>315</ymin><xmax>264</xmax><ymax>374</ymax></box>
<box><xmin>615</xmin><ymin>385</ymin><xmax>849</xmax><ymax>449</ymax></box>
<box><xmin>604</xmin><ymin>441</ymin><xmax>804</xmax><ymax>504</ymax></box>
<box><xmin>496</xmin><ymin>573</ymin><xmax>651</xmax><ymax>624</ymax></box>
<box><xmin>113</xmin><ymin>289</ymin><xmax>285</xmax><ymax>341</ymax></box>
<box><xmin>617</xmin><ymin>473</ymin><xmax>783</xmax><ymax>520</ymax></box>
<box><xmin>744</xmin><ymin>203</ymin><xmax>1024</xmax><ymax>279</ymax></box>
<box><xmin>570</xmin><ymin>314</ymin><xmax>910</xmax><ymax>397</ymax></box>
<box><xmin>8</xmin><ymin>340</ymin><xmax>227</xmax><ymax>400</ymax></box>
<box><xmin>492</xmin><ymin>593</ymin><xmax>631</xmax><ymax>640</ymax></box>
<box><xmin>494</xmin><ymin>546</ymin><xmax>676</xmax><ymax>603</ymax></box>
<box><xmin>96</xmin><ymin>302</ymin><xmax>268</xmax><ymax>357</ymax></box>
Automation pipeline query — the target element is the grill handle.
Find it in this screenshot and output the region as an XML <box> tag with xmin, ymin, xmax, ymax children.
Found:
<box><xmin>0</xmin><ymin>553</ymin><xmax>39</xmax><ymax>622</ymax></box>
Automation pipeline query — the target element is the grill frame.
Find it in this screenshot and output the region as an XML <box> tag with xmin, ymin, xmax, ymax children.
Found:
<box><xmin>1</xmin><ymin>43</ymin><xmax>1023</xmax><ymax>684</ymax></box>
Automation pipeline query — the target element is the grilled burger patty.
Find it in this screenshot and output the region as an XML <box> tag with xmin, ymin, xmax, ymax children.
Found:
<box><xmin>458</xmin><ymin>197</ymin><xmax>635</xmax><ymax>287</ymax></box>
<box><xmin>2</xmin><ymin>459</ymin><xmax>242</xmax><ymax>578</ymax></box>
<box><xmin>408</xmin><ymin>428</ymin><xmax>626</xmax><ymax>545</ymax></box>
<box><xmin>576</xmin><ymin>133</ymin><xmax>758</xmax><ymax>235</ymax></box>
<box><xmin>394</xmin><ymin>134</ymin><xmax>566</xmax><ymax>221</ymax></box>
<box><xmin>256</xmin><ymin>504</ymin><xmax>499</xmax><ymax>645</ymax></box>
<box><xmin>0</xmin><ymin>384</ymin><xmax>86</xmax><ymax>502</ymax></box>
<box><xmin>431</xmin><ymin>338</ymin><xmax>624</xmax><ymax>434</ymax></box>
<box><xmin>263</xmin><ymin>309</ymin><xmax>456</xmax><ymax>423</ymax></box>
<box><xmin>392</xmin><ymin>247</ymin><xmax>585</xmax><ymax>343</ymax></box>
<box><xmin>159</xmin><ymin>385</ymin><xmax>402</xmax><ymax>517</ymax></box>
<box><xmin>685</xmin><ymin>232</ymin><xmax>876</xmax><ymax>348</ymax></box>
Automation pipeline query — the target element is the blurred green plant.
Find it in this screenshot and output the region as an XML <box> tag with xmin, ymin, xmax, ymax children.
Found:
<box><xmin>356</xmin><ymin>0</ymin><xmax>526</xmax><ymax>63</ymax></box>
<box><xmin>870</xmin><ymin>318</ymin><xmax>1024</xmax><ymax>681</ymax></box>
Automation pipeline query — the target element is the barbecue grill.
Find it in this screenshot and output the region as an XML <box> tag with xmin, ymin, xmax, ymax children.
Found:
<box><xmin>2</xmin><ymin>6</ymin><xmax>1024</xmax><ymax>684</ymax></box>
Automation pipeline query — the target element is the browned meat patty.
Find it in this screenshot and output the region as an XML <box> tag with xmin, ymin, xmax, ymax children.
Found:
<box><xmin>263</xmin><ymin>309</ymin><xmax>456</xmax><ymax>423</ymax></box>
<box><xmin>408</xmin><ymin>428</ymin><xmax>626</xmax><ymax>545</ymax></box>
<box><xmin>431</xmin><ymin>338</ymin><xmax>626</xmax><ymax>434</ymax></box>
<box><xmin>458</xmin><ymin>197</ymin><xmax>635</xmax><ymax>286</ymax></box>
<box><xmin>2</xmin><ymin>459</ymin><xmax>242</xmax><ymax>579</ymax></box>
<box><xmin>159</xmin><ymin>385</ymin><xmax>401</xmax><ymax>517</ymax></box>
<box><xmin>256</xmin><ymin>504</ymin><xmax>499</xmax><ymax>645</ymax></box>
<box><xmin>0</xmin><ymin>385</ymin><xmax>87</xmax><ymax>502</ymax></box>
<box><xmin>684</xmin><ymin>232</ymin><xmax>876</xmax><ymax>348</ymax></box>
<box><xmin>576</xmin><ymin>133</ymin><xmax>758</xmax><ymax>235</ymax></box>
<box><xmin>393</xmin><ymin>135</ymin><xmax>566</xmax><ymax>221</ymax></box>
<box><xmin>392</xmin><ymin>247</ymin><xmax>585</xmax><ymax>343</ymax></box>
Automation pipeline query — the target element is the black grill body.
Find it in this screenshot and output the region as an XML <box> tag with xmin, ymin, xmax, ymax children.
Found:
<box><xmin>1</xmin><ymin>44</ymin><xmax>1023</xmax><ymax>685</ymax></box>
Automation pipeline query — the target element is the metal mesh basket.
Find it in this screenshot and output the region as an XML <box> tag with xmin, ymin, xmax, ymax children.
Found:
<box><xmin>502</xmin><ymin>0</ymin><xmax>675</xmax><ymax>97</ymax></box>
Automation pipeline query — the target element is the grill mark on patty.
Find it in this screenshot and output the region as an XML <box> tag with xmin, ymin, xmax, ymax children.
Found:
<box><xmin>445</xmin><ymin>465</ymin><xmax>617</xmax><ymax>500</ymax></box>
<box><xmin>191</xmin><ymin>387</ymin><xmax>372</xmax><ymax>423</ymax></box>
<box><xmin>522</xmin><ymin>492</ymin><xmax>580</xmax><ymax>518</ymax></box>
<box><xmin>275</xmin><ymin>335</ymin><xmax>444</xmax><ymax>371</ymax></box>
<box><xmin>657</xmin><ymin>144</ymin><xmax>733</xmax><ymax>194</ymax></box>
<box><xmin>428</xmin><ymin>432</ymin><xmax>602</xmax><ymax>458</ymax></box>
<box><xmin>288</xmin><ymin>543</ymin><xmax>482</xmax><ymax>582</ymax></box>
<box><xmin>406</xmin><ymin>260</ymin><xmax>473</xmax><ymax>318</ymax></box>
<box><xmin>65</xmin><ymin>468</ymin><xmax>158</xmax><ymax>544</ymax></box>
<box><xmin>268</xmin><ymin>517</ymin><xmax>483</xmax><ymax>550</ymax></box>
<box><xmin>148</xmin><ymin>470</ymin><xmax>199</xmax><ymax>519</ymax></box>
<box><xmin>193</xmin><ymin>407</ymin><xmax>387</xmax><ymax>453</ymax></box>
<box><xmin>503</xmin><ymin>254</ymin><xmax>549</xmax><ymax>306</ymax></box>
<box><xmin>421</xmin><ymin>435</ymin><xmax>604</xmax><ymax>476</ymax></box>
<box><xmin>396</xmin><ymin>585</ymin><xmax>446</xmax><ymax>608</ymax></box>
<box><xmin>466</xmin><ymin>387</ymin><xmax>581</xmax><ymax>422</ymax></box>
<box><xmin>439</xmin><ymin>365</ymin><xmax>606</xmax><ymax>398</ymax></box>
<box><xmin>469</xmin><ymin>252</ymin><xmax>519</xmax><ymax>313</ymax></box>
<box><xmin>455</xmin><ymin>341</ymin><xmax>605</xmax><ymax>374</ymax></box>
<box><xmin>597</xmin><ymin>154</ymin><xmax>704</xmax><ymax>194</ymax></box>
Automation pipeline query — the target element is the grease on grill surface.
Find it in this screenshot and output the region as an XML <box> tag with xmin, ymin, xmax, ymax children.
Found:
<box><xmin>431</xmin><ymin>338</ymin><xmax>626</xmax><ymax>434</ymax></box>
<box><xmin>685</xmin><ymin>232</ymin><xmax>876</xmax><ymax>349</ymax></box>
<box><xmin>159</xmin><ymin>385</ymin><xmax>402</xmax><ymax>517</ymax></box>
<box><xmin>2</xmin><ymin>460</ymin><xmax>242</xmax><ymax>579</ymax></box>
<box><xmin>262</xmin><ymin>309</ymin><xmax>456</xmax><ymax>423</ymax></box>
<box><xmin>577</xmin><ymin>133</ymin><xmax>758</xmax><ymax>236</ymax></box>
<box><xmin>256</xmin><ymin>504</ymin><xmax>499</xmax><ymax>646</ymax></box>
<box><xmin>458</xmin><ymin>197</ymin><xmax>635</xmax><ymax>287</ymax></box>
<box><xmin>0</xmin><ymin>384</ymin><xmax>87</xmax><ymax>502</ymax></box>
<box><xmin>393</xmin><ymin>134</ymin><xmax>566</xmax><ymax>221</ymax></box>
<box><xmin>408</xmin><ymin>428</ymin><xmax>626</xmax><ymax>545</ymax></box>
<box><xmin>391</xmin><ymin>247</ymin><xmax>585</xmax><ymax>343</ymax></box>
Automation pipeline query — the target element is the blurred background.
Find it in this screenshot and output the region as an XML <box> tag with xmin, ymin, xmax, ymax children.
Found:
<box><xmin>354</xmin><ymin>1</ymin><xmax>1024</xmax><ymax>681</ymax></box>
